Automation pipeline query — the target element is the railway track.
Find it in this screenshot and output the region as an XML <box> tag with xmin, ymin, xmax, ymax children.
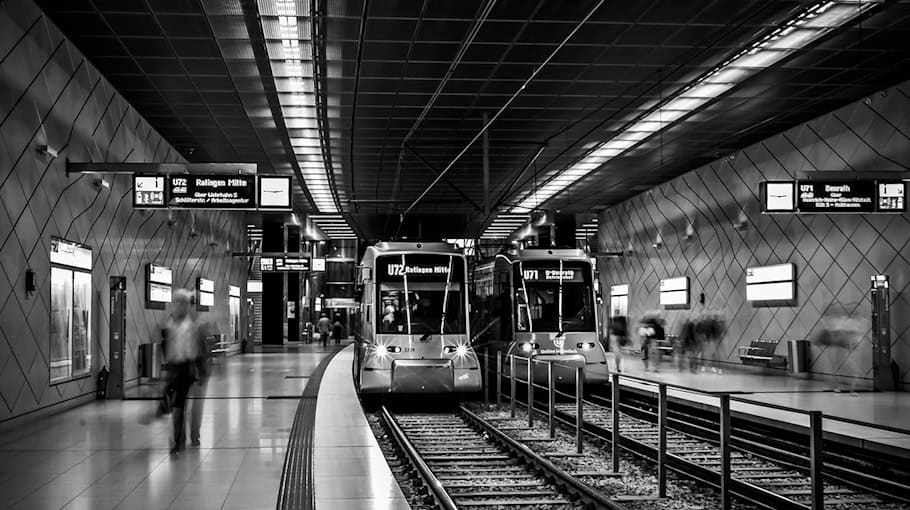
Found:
<box><xmin>545</xmin><ymin>397</ymin><xmax>909</xmax><ymax>510</ymax></box>
<box><xmin>378</xmin><ymin>406</ymin><xmax>625</xmax><ymax>509</ymax></box>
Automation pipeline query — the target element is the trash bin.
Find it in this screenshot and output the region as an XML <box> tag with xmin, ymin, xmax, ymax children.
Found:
<box><xmin>788</xmin><ymin>339</ymin><xmax>809</xmax><ymax>373</ymax></box>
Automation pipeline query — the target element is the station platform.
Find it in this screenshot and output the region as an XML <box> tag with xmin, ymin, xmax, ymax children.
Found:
<box><xmin>611</xmin><ymin>353</ymin><xmax>910</xmax><ymax>457</ymax></box>
<box><xmin>0</xmin><ymin>346</ymin><xmax>335</xmax><ymax>510</ymax></box>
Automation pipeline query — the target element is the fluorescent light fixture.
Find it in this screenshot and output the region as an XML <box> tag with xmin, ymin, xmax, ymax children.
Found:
<box><xmin>510</xmin><ymin>0</ymin><xmax>880</xmax><ymax>213</ymax></box>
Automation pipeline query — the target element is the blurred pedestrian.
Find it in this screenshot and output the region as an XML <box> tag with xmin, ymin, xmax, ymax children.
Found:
<box><xmin>189</xmin><ymin>322</ymin><xmax>213</xmax><ymax>447</ymax></box>
<box><xmin>332</xmin><ymin>314</ymin><xmax>343</xmax><ymax>345</ymax></box>
<box><xmin>815</xmin><ymin>305</ymin><xmax>864</xmax><ymax>394</ymax></box>
<box><xmin>163</xmin><ymin>289</ymin><xmax>203</xmax><ymax>454</ymax></box>
<box><xmin>316</xmin><ymin>312</ymin><xmax>332</xmax><ymax>348</ymax></box>
<box><xmin>677</xmin><ymin>317</ymin><xmax>699</xmax><ymax>373</ymax></box>
<box><xmin>607</xmin><ymin>316</ymin><xmax>629</xmax><ymax>373</ymax></box>
<box><xmin>637</xmin><ymin>312</ymin><xmax>665</xmax><ymax>372</ymax></box>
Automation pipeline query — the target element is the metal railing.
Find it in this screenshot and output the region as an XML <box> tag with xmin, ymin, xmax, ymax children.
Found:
<box><xmin>474</xmin><ymin>349</ymin><xmax>908</xmax><ymax>510</ymax></box>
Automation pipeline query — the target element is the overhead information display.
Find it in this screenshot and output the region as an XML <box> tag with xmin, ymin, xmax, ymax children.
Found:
<box><xmin>797</xmin><ymin>181</ymin><xmax>875</xmax><ymax>213</ymax></box>
<box><xmin>762</xmin><ymin>180</ymin><xmax>906</xmax><ymax>213</ymax></box>
<box><xmin>260</xmin><ymin>256</ymin><xmax>310</xmax><ymax>272</ymax></box>
<box><xmin>133</xmin><ymin>175</ymin><xmax>166</xmax><ymax>207</ymax></box>
<box><xmin>168</xmin><ymin>175</ymin><xmax>256</xmax><ymax>209</ymax></box>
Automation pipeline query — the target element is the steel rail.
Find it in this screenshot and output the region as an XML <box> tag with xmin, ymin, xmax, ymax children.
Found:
<box><xmin>378</xmin><ymin>406</ymin><xmax>458</xmax><ymax>510</ymax></box>
<box><xmin>458</xmin><ymin>405</ymin><xmax>627</xmax><ymax>510</ymax></box>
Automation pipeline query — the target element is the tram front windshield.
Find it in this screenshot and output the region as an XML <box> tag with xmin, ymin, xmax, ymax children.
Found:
<box><xmin>376</xmin><ymin>254</ymin><xmax>466</xmax><ymax>335</ymax></box>
<box><xmin>515</xmin><ymin>262</ymin><xmax>595</xmax><ymax>333</ymax></box>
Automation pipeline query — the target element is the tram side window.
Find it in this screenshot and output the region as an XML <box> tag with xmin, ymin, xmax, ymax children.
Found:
<box><xmin>380</xmin><ymin>290</ymin><xmax>406</xmax><ymax>333</ymax></box>
<box><xmin>494</xmin><ymin>271</ymin><xmax>512</xmax><ymax>341</ymax></box>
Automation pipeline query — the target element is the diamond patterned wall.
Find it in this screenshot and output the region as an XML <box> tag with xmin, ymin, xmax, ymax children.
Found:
<box><xmin>597</xmin><ymin>81</ymin><xmax>910</xmax><ymax>390</ymax></box>
<box><xmin>0</xmin><ymin>0</ymin><xmax>248</xmax><ymax>423</ymax></box>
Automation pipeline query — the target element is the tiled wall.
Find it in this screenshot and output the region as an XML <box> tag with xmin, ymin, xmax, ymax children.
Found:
<box><xmin>597</xmin><ymin>80</ymin><xmax>910</xmax><ymax>389</ymax></box>
<box><xmin>0</xmin><ymin>0</ymin><xmax>248</xmax><ymax>423</ymax></box>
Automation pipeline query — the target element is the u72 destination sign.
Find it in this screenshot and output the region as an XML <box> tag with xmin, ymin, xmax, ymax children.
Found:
<box><xmin>168</xmin><ymin>175</ymin><xmax>256</xmax><ymax>209</ymax></box>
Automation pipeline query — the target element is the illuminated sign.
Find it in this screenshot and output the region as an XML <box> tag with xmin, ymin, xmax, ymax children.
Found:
<box><xmin>133</xmin><ymin>175</ymin><xmax>166</xmax><ymax>207</ymax></box>
<box><xmin>659</xmin><ymin>276</ymin><xmax>689</xmax><ymax>308</ymax></box>
<box><xmin>610</xmin><ymin>284</ymin><xmax>629</xmax><ymax>296</ymax></box>
<box><xmin>258</xmin><ymin>176</ymin><xmax>292</xmax><ymax>209</ymax></box>
<box><xmin>197</xmin><ymin>278</ymin><xmax>214</xmax><ymax>293</ymax></box>
<box><xmin>312</xmin><ymin>257</ymin><xmax>326</xmax><ymax>272</ymax></box>
<box><xmin>746</xmin><ymin>263</ymin><xmax>795</xmax><ymax>302</ymax></box>
<box><xmin>50</xmin><ymin>237</ymin><xmax>92</xmax><ymax>270</ymax></box>
<box><xmin>878</xmin><ymin>182</ymin><xmax>906</xmax><ymax>212</ymax></box>
<box><xmin>168</xmin><ymin>175</ymin><xmax>256</xmax><ymax>209</ymax></box>
<box><xmin>261</xmin><ymin>257</ymin><xmax>310</xmax><ymax>272</ymax></box>
<box><xmin>521</xmin><ymin>269</ymin><xmax>583</xmax><ymax>282</ymax></box>
<box><xmin>797</xmin><ymin>181</ymin><xmax>875</xmax><ymax>213</ymax></box>
<box><xmin>247</xmin><ymin>280</ymin><xmax>262</xmax><ymax>293</ymax></box>
<box><xmin>229</xmin><ymin>285</ymin><xmax>241</xmax><ymax>298</ymax></box>
<box><xmin>199</xmin><ymin>291</ymin><xmax>214</xmax><ymax>307</ymax></box>
<box><xmin>148</xmin><ymin>264</ymin><xmax>172</xmax><ymax>285</ymax></box>
<box><xmin>148</xmin><ymin>282</ymin><xmax>172</xmax><ymax>303</ymax></box>
<box><xmin>387</xmin><ymin>264</ymin><xmax>449</xmax><ymax>276</ymax></box>
<box><xmin>260</xmin><ymin>257</ymin><xmax>275</xmax><ymax>272</ymax></box>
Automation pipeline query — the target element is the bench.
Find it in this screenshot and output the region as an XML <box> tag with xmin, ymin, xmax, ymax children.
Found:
<box><xmin>657</xmin><ymin>335</ymin><xmax>677</xmax><ymax>356</ymax></box>
<box><xmin>738</xmin><ymin>339</ymin><xmax>787</xmax><ymax>369</ymax></box>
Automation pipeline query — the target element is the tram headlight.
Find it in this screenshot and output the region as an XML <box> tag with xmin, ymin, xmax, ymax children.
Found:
<box><xmin>443</xmin><ymin>345</ymin><xmax>469</xmax><ymax>357</ymax></box>
<box><xmin>577</xmin><ymin>342</ymin><xmax>597</xmax><ymax>350</ymax></box>
<box><xmin>375</xmin><ymin>344</ymin><xmax>388</xmax><ymax>357</ymax></box>
<box><xmin>518</xmin><ymin>342</ymin><xmax>539</xmax><ymax>353</ymax></box>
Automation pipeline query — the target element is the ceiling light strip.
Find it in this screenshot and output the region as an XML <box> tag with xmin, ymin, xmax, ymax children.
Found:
<box><xmin>510</xmin><ymin>0</ymin><xmax>881</xmax><ymax>213</ymax></box>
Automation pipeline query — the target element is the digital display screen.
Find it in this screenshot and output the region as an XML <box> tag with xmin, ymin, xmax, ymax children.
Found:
<box><xmin>261</xmin><ymin>257</ymin><xmax>310</xmax><ymax>272</ymax></box>
<box><xmin>520</xmin><ymin>268</ymin><xmax>584</xmax><ymax>282</ymax></box>
<box><xmin>659</xmin><ymin>276</ymin><xmax>689</xmax><ymax>308</ymax></box>
<box><xmin>168</xmin><ymin>175</ymin><xmax>256</xmax><ymax>209</ymax></box>
<box><xmin>878</xmin><ymin>182</ymin><xmax>906</xmax><ymax>212</ymax></box>
<box><xmin>258</xmin><ymin>176</ymin><xmax>292</xmax><ymax>209</ymax></box>
<box><xmin>229</xmin><ymin>285</ymin><xmax>241</xmax><ymax>298</ymax></box>
<box><xmin>762</xmin><ymin>181</ymin><xmax>796</xmax><ymax>212</ymax></box>
<box><xmin>50</xmin><ymin>237</ymin><xmax>92</xmax><ymax>270</ymax></box>
<box><xmin>797</xmin><ymin>181</ymin><xmax>875</xmax><ymax>213</ymax></box>
<box><xmin>746</xmin><ymin>263</ymin><xmax>795</xmax><ymax>303</ymax></box>
<box><xmin>247</xmin><ymin>280</ymin><xmax>262</xmax><ymax>293</ymax></box>
<box><xmin>197</xmin><ymin>278</ymin><xmax>214</xmax><ymax>293</ymax></box>
<box><xmin>376</xmin><ymin>255</ymin><xmax>463</xmax><ymax>281</ymax></box>
<box><xmin>148</xmin><ymin>282</ymin><xmax>172</xmax><ymax>303</ymax></box>
<box><xmin>147</xmin><ymin>264</ymin><xmax>172</xmax><ymax>284</ymax></box>
<box><xmin>260</xmin><ymin>257</ymin><xmax>274</xmax><ymax>272</ymax></box>
<box><xmin>312</xmin><ymin>257</ymin><xmax>326</xmax><ymax>272</ymax></box>
<box><xmin>610</xmin><ymin>284</ymin><xmax>629</xmax><ymax>296</ymax></box>
<box><xmin>133</xmin><ymin>175</ymin><xmax>166</xmax><ymax>208</ymax></box>
<box><xmin>199</xmin><ymin>292</ymin><xmax>214</xmax><ymax>307</ymax></box>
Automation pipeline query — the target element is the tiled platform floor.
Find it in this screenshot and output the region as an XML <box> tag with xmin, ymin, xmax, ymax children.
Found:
<box><xmin>0</xmin><ymin>348</ymin><xmax>333</xmax><ymax>510</ymax></box>
<box><xmin>313</xmin><ymin>345</ymin><xmax>410</xmax><ymax>510</ymax></box>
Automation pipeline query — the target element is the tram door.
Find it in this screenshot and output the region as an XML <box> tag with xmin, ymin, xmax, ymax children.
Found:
<box><xmin>870</xmin><ymin>275</ymin><xmax>894</xmax><ymax>391</ymax></box>
<box><xmin>109</xmin><ymin>277</ymin><xmax>127</xmax><ymax>399</ymax></box>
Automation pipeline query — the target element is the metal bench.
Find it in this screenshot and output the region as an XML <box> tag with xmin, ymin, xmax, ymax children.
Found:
<box><xmin>738</xmin><ymin>339</ymin><xmax>787</xmax><ymax>369</ymax></box>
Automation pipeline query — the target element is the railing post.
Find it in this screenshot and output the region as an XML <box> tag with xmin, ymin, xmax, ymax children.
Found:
<box><xmin>510</xmin><ymin>355</ymin><xmax>516</xmax><ymax>418</ymax></box>
<box><xmin>548</xmin><ymin>361</ymin><xmax>555</xmax><ymax>439</ymax></box>
<box><xmin>719</xmin><ymin>394</ymin><xmax>731</xmax><ymax>510</ymax></box>
<box><xmin>809</xmin><ymin>411</ymin><xmax>824</xmax><ymax>510</ymax></box>
<box><xmin>575</xmin><ymin>366</ymin><xmax>584</xmax><ymax>454</ymax></box>
<box><xmin>658</xmin><ymin>384</ymin><xmax>667</xmax><ymax>498</ymax></box>
<box><xmin>611</xmin><ymin>372</ymin><xmax>620</xmax><ymax>473</ymax></box>
<box><xmin>527</xmin><ymin>358</ymin><xmax>534</xmax><ymax>427</ymax></box>
<box><xmin>484</xmin><ymin>349</ymin><xmax>490</xmax><ymax>403</ymax></box>
<box><xmin>496</xmin><ymin>351</ymin><xmax>502</xmax><ymax>406</ymax></box>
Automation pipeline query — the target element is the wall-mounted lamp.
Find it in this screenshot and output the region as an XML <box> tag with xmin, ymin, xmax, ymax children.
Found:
<box><xmin>684</xmin><ymin>222</ymin><xmax>696</xmax><ymax>240</ymax></box>
<box><xmin>625</xmin><ymin>241</ymin><xmax>635</xmax><ymax>256</ymax></box>
<box><xmin>733</xmin><ymin>210</ymin><xmax>749</xmax><ymax>231</ymax></box>
<box><xmin>652</xmin><ymin>232</ymin><xmax>664</xmax><ymax>249</ymax></box>
<box><xmin>92</xmin><ymin>178</ymin><xmax>111</xmax><ymax>190</ymax></box>
<box><xmin>37</xmin><ymin>144</ymin><xmax>59</xmax><ymax>158</ymax></box>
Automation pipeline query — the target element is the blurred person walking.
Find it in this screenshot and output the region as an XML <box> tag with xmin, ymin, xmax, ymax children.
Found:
<box><xmin>816</xmin><ymin>305</ymin><xmax>865</xmax><ymax>394</ymax></box>
<box><xmin>607</xmin><ymin>316</ymin><xmax>629</xmax><ymax>373</ymax></box>
<box><xmin>188</xmin><ymin>323</ymin><xmax>213</xmax><ymax>447</ymax></box>
<box><xmin>332</xmin><ymin>314</ymin><xmax>344</xmax><ymax>345</ymax></box>
<box><xmin>637</xmin><ymin>312</ymin><xmax>666</xmax><ymax>372</ymax></box>
<box><xmin>163</xmin><ymin>289</ymin><xmax>203</xmax><ymax>454</ymax></box>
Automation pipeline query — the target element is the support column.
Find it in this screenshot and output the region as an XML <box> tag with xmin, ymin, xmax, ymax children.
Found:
<box><xmin>261</xmin><ymin>218</ymin><xmax>285</xmax><ymax>345</ymax></box>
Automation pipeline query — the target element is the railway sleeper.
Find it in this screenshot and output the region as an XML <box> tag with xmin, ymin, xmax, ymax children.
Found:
<box><xmin>453</xmin><ymin>497</ymin><xmax>571</xmax><ymax>507</ymax></box>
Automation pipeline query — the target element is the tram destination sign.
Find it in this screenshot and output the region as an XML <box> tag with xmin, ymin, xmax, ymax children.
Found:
<box><xmin>168</xmin><ymin>174</ymin><xmax>256</xmax><ymax>209</ymax></box>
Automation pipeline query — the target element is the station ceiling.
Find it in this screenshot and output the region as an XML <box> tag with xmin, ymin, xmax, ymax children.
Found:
<box><xmin>35</xmin><ymin>0</ymin><xmax>910</xmax><ymax>240</ymax></box>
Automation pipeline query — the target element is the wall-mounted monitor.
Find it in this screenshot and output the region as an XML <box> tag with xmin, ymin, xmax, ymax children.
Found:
<box><xmin>878</xmin><ymin>181</ymin><xmax>906</xmax><ymax>212</ymax></box>
<box><xmin>229</xmin><ymin>285</ymin><xmax>241</xmax><ymax>298</ymax></box>
<box><xmin>761</xmin><ymin>181</ymin><xmax>797</xmax><ymax>213</ymax></box>
<box><xmin>146</xmin><ymin>263</ymin><xmax>173</xmax><ymax>309</ymax></box>
<box><xmin>659</xmin><ymin>276</ymin><xmax>689</xmax><ymax>308</ymax></box>
<box><xmin>196</xmin><ymin>277</ymin><xmax>215</xmax><ymax>311</ymax></box>
<box><xmin>247</xmin><ymin>280</ymin><xmax>262</xmax><ymax>293</ymax></box>
<box><xmin>746</xmin><ymin>263</ymin><xmax>795</xmax><ymax>304</ymax></box>
<box><xmin>258</xmin><ymin>175</ymin><xmax>292</xmax><ymax>210</ymax></box>
<box><xmin>610</xmin><ymin>284</ymin><xmax>629</xmax><ymax>296</ymax></box>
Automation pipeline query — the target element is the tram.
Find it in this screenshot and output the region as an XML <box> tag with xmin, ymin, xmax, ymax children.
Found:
<box><xmin>471</xmin><ymin>248</ymin><xmax>610</xmax><ymax>385</ymax></box>
<box><xmin>353</xmin><ymin>242</ymin><xmax>482</xmax><ymax>395</ymax></box>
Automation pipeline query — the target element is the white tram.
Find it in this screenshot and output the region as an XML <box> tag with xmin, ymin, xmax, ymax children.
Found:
<box><xmin>353</xmin><ymin>242</ymin><xmax>482</xmax><ymax>395</ymax></box>
<box><xmin>471</xmin><ymin>248</ymin><xmax>610</xmax><ymax>385</ymax></box>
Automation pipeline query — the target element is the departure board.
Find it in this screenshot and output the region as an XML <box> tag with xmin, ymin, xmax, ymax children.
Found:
<box><xmin>168</xmin><ymin>175</ymin><xmax>256</xmax><ymax>209</ymax></box>
<box><xmin>133</xmin><ymin>175</ymin><xmax>166</xmax><ymax>207</ymax></box>
<box><xmin>797</xmin><ymin>181</ymin><xmax>875</xmax><ymax>213</ymax></box>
